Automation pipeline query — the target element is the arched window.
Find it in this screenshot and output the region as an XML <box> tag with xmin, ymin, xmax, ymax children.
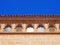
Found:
<box><xmin>49</xmin><ymin>26</ymin><xmax>56</xmax><ymax>32</ymax></box>
<box><xmin>37</xmin><ymin>27</ymin><xmax>45</xmax><ymax>32</ymax></box>
<box><xmin>4</xmin><ymin>26</ymin><xmax>12</xmax><ymax>32</ymax></box>
<box><xmin>26</xmin><ymin>27</ymin><xmax>34</xmax><ymax>32</ymax></box>
<box><xmin>16</xmin><ymin>25</ymin><xmax>22</xmax><ymax>32</ymax></box>
<box><xmin>59</xmin><ymin>24</ymin><xmax>60</xmax><ymax>29</ymax></box>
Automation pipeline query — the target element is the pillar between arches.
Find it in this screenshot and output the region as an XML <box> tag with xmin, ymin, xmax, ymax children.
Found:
<box><xmin>43</xmin><ymin>23</ymin><xmax>49</xmax><ymax>32</ymax></box>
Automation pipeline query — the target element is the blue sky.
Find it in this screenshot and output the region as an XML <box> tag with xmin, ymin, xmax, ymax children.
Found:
<box><xmin>0</xmin><ymin>0</ymin><xmax>60</xmax><ymax>15</ymax></box>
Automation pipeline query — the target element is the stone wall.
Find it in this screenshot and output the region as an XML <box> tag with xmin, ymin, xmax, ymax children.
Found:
<box><xmin>0</xmin><ymin>34</ymin><xmax>60</xmax><ymax>45</ymax></box>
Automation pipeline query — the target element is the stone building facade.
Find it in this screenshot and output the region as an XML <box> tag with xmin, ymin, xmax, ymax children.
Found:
<box><xmin>0</xmin><ymin>15</ymin><xmax>60</xmax><ymax>45</ymax></box>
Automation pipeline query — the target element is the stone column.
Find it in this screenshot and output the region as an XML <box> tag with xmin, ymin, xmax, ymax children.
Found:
<box><xmin>11</xmin><ymin>24</ymin><xmax>17</xmax><ymax>32</ymax></box>
<box><xmin>55</xmin><ymin>23</ymin><xmax>60</xmax><ymax>32</ymax></box>
<box><xmin>22</xmin><ymin>23</ymin><xmax>27</xmax><ymax>32</ymax></box>
<box><xmin>32</xmin><ymin>24</ymin><xmax>38</xmax><ymax>32</ymax></box>
<box><xmin>43</xmin><ymin>23</ymin><xmax>49</xmax><ymax>32</ymax></box>
<box><xmin>0</xmin><ymin>24</ymin><xmax>6</xmax><ymax>32</ymax></box>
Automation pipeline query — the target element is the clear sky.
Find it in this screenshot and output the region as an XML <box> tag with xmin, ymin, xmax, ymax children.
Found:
<box><xmin>0</xmin><ymin>0</ymin><xmax>60</xmax><ymax>15</ymax></box>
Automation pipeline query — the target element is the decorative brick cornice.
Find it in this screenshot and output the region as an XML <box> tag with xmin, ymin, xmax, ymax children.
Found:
<box><xmin>0</xmin><ymin>15</ymin><xmax>60</xmax><ymax>34</ymax></box>
<box><xmin>0</xmin><ymin>15</ymin><xmax>60</xmax><ymax>23</ymax></box>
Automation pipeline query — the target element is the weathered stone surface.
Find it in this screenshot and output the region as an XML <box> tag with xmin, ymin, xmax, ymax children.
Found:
<box><xmin>0</xmin><ymin>34</ymin><xmax>60</xmax><ymax>45</ymax></box>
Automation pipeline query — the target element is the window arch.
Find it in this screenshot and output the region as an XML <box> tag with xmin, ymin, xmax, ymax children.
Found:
<box><xmin>4</xmin><ymin>25</ymin><xmax>12</xmax><ymax>32</ymax></box>
<box><xmin>37</xmin><ymin>24</ymin><xmax>45</xmax><ymax>32</ymax></box>
<box><xmin>26</xmin><ymin>25</ymin><xmax>34</xmax><ymax>32</ymax></box>
<box><xmin>37</xmin><ymin>26</ymin><xmax>45</xmax><ymax>32</ymax></box>
<box><xmin>59</xmin><ymin>24</ymin><xmax>60</xmax><ymax>29</ymax></box>
<box><xmin>15</xmin><ymin>25</ymin><xmax>22</xmax><ymax>32</ymax></box>
<box><xmin>49</xmin><ymin>26</ymin><xmax>56</xmax><ymax>32</ymax></box>
<box><xmin>49</xmin><ymin>23</ymin><xmax>56</xmax><ymax>32</ymax></box>
<box><xmin>26</xmin><ymin>27</ymin><xmax>34</xmax><ymax>32</ymax></box>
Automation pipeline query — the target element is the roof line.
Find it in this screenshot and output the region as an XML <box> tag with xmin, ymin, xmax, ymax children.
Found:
<box><xmin>0</xmin><ymin>14</ymin><xmax>60</xmax><ymax>16</ymax></box>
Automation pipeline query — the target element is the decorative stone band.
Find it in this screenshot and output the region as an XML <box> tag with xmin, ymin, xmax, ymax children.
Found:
<box><xmin>0</xmin><ymin>15</ymin><xmax>60</xmax><ymax>34</ymax></box>
<box><xmin>0</xmin><ymin>15</ymin><xmax>60</xmax><ymax>23</ymax></box>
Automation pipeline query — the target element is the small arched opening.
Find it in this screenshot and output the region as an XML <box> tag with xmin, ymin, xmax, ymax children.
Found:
<box><xmin>4</xmin><ymin>25</ymin><xmax>12</xmax><ymax>32</ymax></box>
<box><xmin>26</xmin><ymin>25</ymin><xmax>34</xmax><ymax>32</ymax></box>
